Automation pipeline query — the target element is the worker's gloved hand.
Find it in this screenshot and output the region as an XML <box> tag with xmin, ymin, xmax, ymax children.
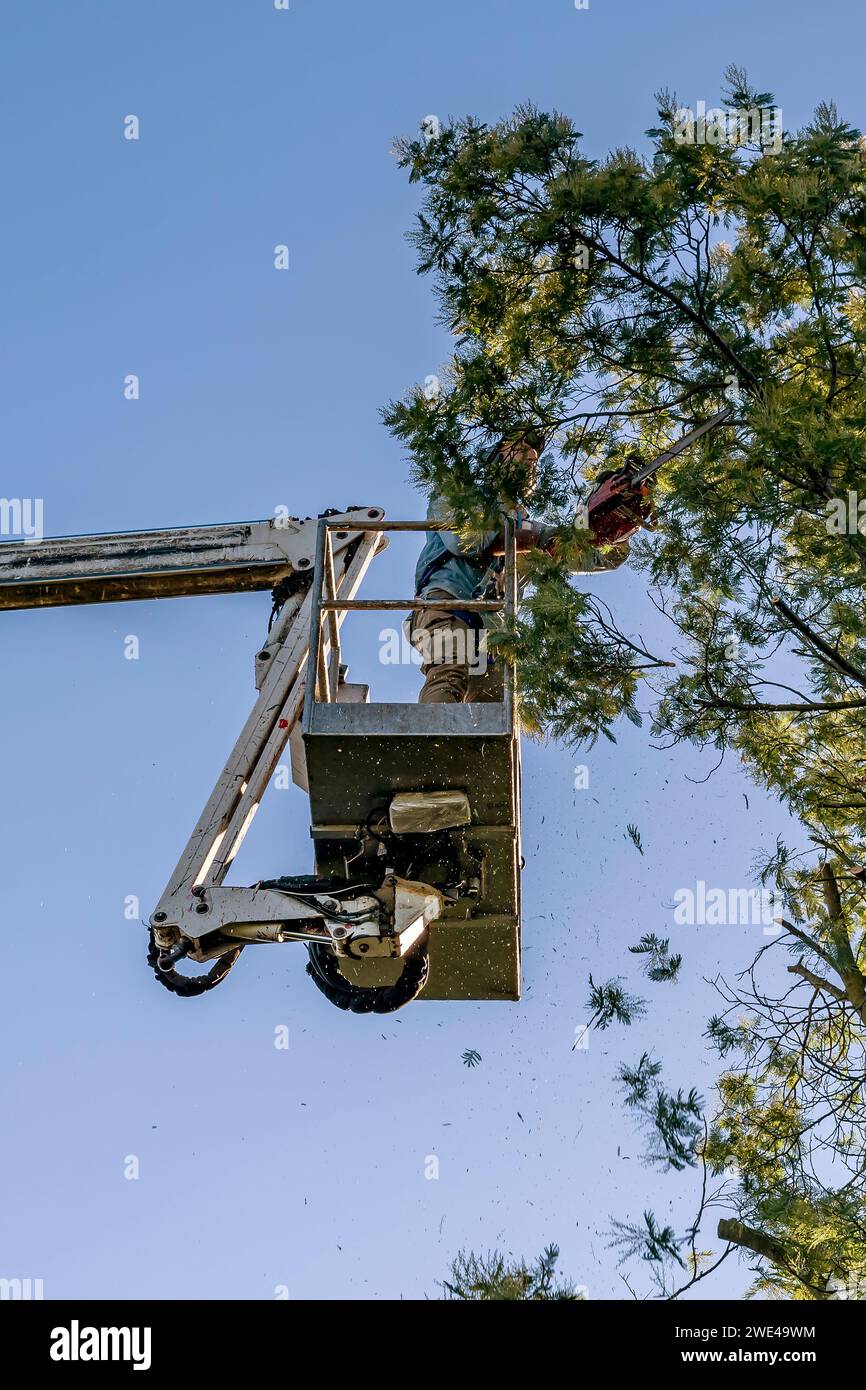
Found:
<box><xmin>500</xmin><ymin>520</ymin><xmax>557</xmax><ymax>555</ymax></box>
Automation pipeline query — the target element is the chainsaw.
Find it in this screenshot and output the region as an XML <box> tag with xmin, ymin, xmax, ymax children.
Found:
<box><xmin>586</xmin><ymin>405</ymin><xmax>735</xmax><ymax>544</ymax></box>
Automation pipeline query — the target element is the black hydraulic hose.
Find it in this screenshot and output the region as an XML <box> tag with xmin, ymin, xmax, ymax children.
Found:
<box><xmin>305</xmin><ymin>940</ymin><xmax>429</xmax><ymax>1014</ymax></box>
<box><xmin>146</xmin><ymin>929</ymin><xmax>244</xmax><ymax>998</ymax></box>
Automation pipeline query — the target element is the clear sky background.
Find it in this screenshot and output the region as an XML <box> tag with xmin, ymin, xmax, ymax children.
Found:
<box><xmin>1</xmin><ymin>0</ymin><xmax>863</xmax><ymax>1301</ymax></box>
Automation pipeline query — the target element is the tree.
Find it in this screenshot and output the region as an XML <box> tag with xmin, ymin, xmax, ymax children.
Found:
<box><xmin>388</xmin><ymin>69</ymin><xmax>866</xmax><ymax>1298</ymax></box>
<box><xmin>441</xmin><ymin>1245</ymin><xmax>582</xmax><ymax>1300</ymax></box>
<box><xmin>703</xmin><ymin>859</ymin><xmax>866</xmax><ymax>1299</ymax></box>
<box><xmin>596</xmin><ymin>862</ymin><xmax>866</xmax><ymax>1300</ymax></box>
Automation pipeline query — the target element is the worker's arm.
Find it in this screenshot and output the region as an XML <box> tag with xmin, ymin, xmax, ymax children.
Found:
<box><xmin>490</xmin><ymin>473</ymin><xmax>652</xmax><ymax>564</ymax></box>
<box><xmin>428</xmin><ymin>493</ymin><xmax>499</xmax><ymax>559</ymax></box>
<box><xmin>489</xmin><ymin>519</ymin><xmax>629</xmax><ymax>558</ymax></box>
<box><xmin>490</xmin><ymin>525</ymin><xmax>629</xmax><ymax>575</ymax></box>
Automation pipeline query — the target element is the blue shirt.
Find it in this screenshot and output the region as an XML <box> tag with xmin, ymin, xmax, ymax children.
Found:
<box><xmin>413</xmin><ymin>492</ymin><xmax>500</xmax><ymax>603</ymax></box>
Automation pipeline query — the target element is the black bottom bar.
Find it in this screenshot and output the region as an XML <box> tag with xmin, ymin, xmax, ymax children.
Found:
<box><xmin>2</xmin><ymin>1295</ymin><xmax>856</xmax><ymax>1375</ymax></box>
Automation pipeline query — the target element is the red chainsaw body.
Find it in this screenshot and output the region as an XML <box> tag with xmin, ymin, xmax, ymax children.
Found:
<box><xmin>587</xmin><ymin>473</ymin><xmax>655</xmax><ymax>545</ymax></box>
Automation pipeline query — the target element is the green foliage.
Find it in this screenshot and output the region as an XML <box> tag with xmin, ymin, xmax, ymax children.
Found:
<box><xmin>629</xmin><ymin>932</ymin><xmax>683</xmax><ymax>981</ymax></box>
<box><xmin>442</xmin><ymin>1244</ymin><xmax>583</xmax><ymax>1300</ymax></box>
<box><xmin>619</xmin><ymin>1051</ymin><xmax>664</xmax><ymax>1105</ymax></box>
<box><xmin>609</xmin><ymin>1210</ymin><xmax>686</xmax><ymax>1269</ymax></box>
<box><xmin>619</xmin><ymin>1056</ymin><xmax>703</xmax><ymax>1171</ymax></box>
<box><xmin>587</xmin><ymin>974</ymin><xmax>647</xmax><ymax>1029</ymax></box>
<box><xmin>461</xmin><ymin>1048</ymin><xmax>482</xmax><ymax>1068</ymax></box>
<box><xmin>706</xmin><ymin>1013</ymin><xmax>757</xmax><ymax>1059</ymax></box>
<box><xmin>386</xmin><ymin>78</ymin><xmax>866</xmax><ymax>836</ymax></box>
<box><xmin>487</xmin><ymin>553</ymin><xmax>650</xmax><ymax>746</ymax></box>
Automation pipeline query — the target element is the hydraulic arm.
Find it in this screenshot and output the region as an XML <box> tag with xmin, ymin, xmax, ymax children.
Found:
<box><xmin>1</xmin><ymin>509</ymin><xmax>445</xmax><ymax>997</ymax></box>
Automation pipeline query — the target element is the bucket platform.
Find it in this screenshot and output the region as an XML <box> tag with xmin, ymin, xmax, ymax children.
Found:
<box><xmin>301</xmin><ymin>517</ymin><xmax>522</xmax><ymax>1001</ymax></box>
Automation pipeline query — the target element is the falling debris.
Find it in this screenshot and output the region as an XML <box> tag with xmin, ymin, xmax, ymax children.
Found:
<box><xmin>626</xmin><ymin>824</ymin><xmax>644</xmax><ymax>855</ymax></box>
<box><xmin>628</xmin><ymin>933</ymin><xmax>683</xmax><ymax>983</ymax></box>
<box><xmin>462</xmin><ymin>1048</ymin><xmax>482</xmax><ymax>1068</ymax></box>
<box><xmin>586</xmin><ymin>975</ymin><xmax>647</xmax><ymax>1030</ymax></box>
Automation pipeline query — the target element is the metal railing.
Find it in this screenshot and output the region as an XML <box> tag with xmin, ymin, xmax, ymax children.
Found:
<box><xmin>302</xmin><ymin>515</ymin><xmax>518</xmax><ymax>724</ymax></box>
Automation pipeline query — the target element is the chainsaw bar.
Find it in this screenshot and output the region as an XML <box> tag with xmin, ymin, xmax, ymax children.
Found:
<box><xmin>630</xmin><ymin>405</ymin><xmax>735</xmax><ymax>485</ymax></box>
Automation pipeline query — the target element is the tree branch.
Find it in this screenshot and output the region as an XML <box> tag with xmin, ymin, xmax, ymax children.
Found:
<box><xmin>695</xmin><ymin>697</ymin><xmax>866</xmax><ymax>714</ymax></box>
<box><xmin>771</xmin><ymin>597</ymin><xmax>866</xmax><ymax>690</ymax></box>
<box><xmin>786</xmin><ymin>963</ymin><xmax>849</xmax><ymax>1003</ymax></box>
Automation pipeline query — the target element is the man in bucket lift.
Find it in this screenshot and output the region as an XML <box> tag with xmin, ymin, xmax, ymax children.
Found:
<box><xmin>411</xmin><ymin>431</ymin><xmax>652</xmax><ymax>703</ymax></box>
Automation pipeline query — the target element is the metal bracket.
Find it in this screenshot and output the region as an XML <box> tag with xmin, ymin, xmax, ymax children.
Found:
<box><xmin>157</xmin><ymin>876</ymin><xmax>442</xmax><ymax>966</ymax></box>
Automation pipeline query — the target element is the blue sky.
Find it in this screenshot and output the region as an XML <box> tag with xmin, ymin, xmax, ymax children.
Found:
<box><xmin>1</xmin><ymin>0</ymin><xmax>863</xmax><ymax>1300</ymax></box>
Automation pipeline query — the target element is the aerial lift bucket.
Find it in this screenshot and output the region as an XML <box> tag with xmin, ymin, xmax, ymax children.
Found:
<box><xmin>300</xmin><ymin>516</ymin><xmax>522</xmax><ymax>1003</ymax></box>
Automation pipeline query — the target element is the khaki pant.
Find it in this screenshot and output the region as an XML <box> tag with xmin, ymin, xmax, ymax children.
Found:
<box><xmin>412</xmin><ymin>589</ymin><xmax>505</xmax><ymax>704</ymax></box>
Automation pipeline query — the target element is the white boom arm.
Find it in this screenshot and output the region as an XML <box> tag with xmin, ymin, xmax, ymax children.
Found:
<box><xmin>0</xmin><ymin>511</ymin><xmax>380</xmax><ymax>609</ymax></box>
<box><xmin>0</xmin><ymin>509</ymin><xmax>440</xmax><ymax>956</ymax></box>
